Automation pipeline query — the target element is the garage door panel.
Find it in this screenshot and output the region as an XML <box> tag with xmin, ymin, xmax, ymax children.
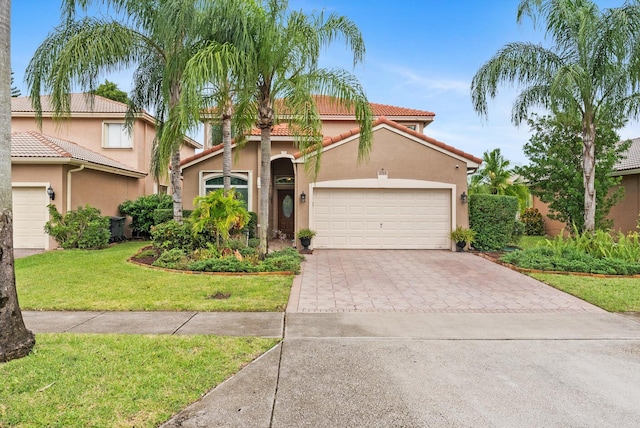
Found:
<box><xmin>13</xmin><ymin>187</ymin><xmax>47</xmax><ymax>249</ymax></box>
<box><xmin>313</xmin><ymin>187</ymin><xmax>452</xmax><ymax>249</ymax></box>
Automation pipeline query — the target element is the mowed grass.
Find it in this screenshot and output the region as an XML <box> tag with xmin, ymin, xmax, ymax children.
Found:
<box><xmin>15</xmin><ymin>241</ymin><xmax>293</xmax><ymax>311</ymax></box>
<box><xmin>531</xmin><ymin>273</ymin><xmax>640</xmax><ymax>312</ymax></box>
<box><xmin>518</xmin><ymin>235</ymin><xmax>549</xmax><ymax>249</ymax></box>
<box><xmin>0</xmin><ymin>333</ymin><xmax>278</xmax><ymax>428</ymax></box>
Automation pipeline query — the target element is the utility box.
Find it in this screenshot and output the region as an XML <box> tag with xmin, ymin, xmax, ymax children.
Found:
<box><xmin>109</xmin><ymin>216</ymin><xmax>126</xmax><ymax>242</ymax></box>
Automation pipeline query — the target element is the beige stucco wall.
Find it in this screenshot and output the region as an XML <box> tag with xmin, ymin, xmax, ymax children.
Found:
<box><xmin>533</xmin><ymin>174</ymin><xmax>640</xmax><ymax>236</ymax></box>
<box><xmin>11</xmin><ymin>115</ymin><xmax>181</xmax><ymax>195</ymax></box>
<box><xmin>608</xmin><ymin>175</ymin><xmax>640</xmax><ymax>233</ymax></box>
<box><xmin>320</xmin><ymin>119</ymin><xmax>424</xmax><ymax>140</ymax></box>
<box><xmin>182</xmin><ymin>126</ymin><xmax>474</xmax><ymax>244</ymax></box>
<box><xmin>12</xmin><ymin>163</ymin><xmax>141</xmax><ymax>247</ymax></box>
<box><xmin>294</xmin><ymin>127</ymin><xmax>470</xmax><ymax>231</ymax></box>
<box><xmin>182</xmin><ymin>141</ymin><xmax>261</xmax><ymax>211</ymax></box>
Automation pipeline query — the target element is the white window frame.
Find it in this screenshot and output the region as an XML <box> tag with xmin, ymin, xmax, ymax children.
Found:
<box><xmin>102</xmin><ymin>121</ymin><xmax>133</xmax><ymax>148</ymax></box>
<box><xmin>201</xmin><ymin>170</ymin><xmax>252</xmax><ymax>209</ymax></box>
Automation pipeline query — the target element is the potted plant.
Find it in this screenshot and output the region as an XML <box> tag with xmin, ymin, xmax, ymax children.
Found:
<box><xmin>450</xmin><ymin>226</ymin><xmax>476</xmax><ymax>252</ymax></box>
<box><xmin>296</xmin><ymin>228</ymin><xmax>317</xmax><ymax>251</ymax></box>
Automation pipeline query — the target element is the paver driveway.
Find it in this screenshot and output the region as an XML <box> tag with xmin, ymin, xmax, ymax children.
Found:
<box><xmin>289</xmin><ymin>250</ymin><xmax>604</xmax><ymax>313</ymax></box>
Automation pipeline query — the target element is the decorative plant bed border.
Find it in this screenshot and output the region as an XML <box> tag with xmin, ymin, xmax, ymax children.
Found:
<box><xmin>473</xmin><ymin>251</ymin><xmax>640</xmax><ymax>279</ymax></box>
<box><xmin>128</xmin><ymin>248</ymin><xmax>296</xmax><ymax>276</ymax></box>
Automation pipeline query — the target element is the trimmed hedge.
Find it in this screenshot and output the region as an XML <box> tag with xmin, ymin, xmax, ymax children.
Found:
<box><xmin>118</xmin><ymin>194</ymin><xmax>172</xmax><ymax>236</ymax></box>
<box><xmin>469</xmin><ymin>194</ymin><xmax>519</xmax><ymax>251</ymax></box>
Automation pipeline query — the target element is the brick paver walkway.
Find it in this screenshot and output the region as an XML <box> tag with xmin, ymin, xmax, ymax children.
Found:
<box><xmin>291</xmin><ymin>250</ymin><xmax>604</xmax><ymax>313</ymax></box>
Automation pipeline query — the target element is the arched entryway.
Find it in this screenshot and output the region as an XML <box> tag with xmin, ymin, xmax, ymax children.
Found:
<box><xmin>271</xmin><ymin>157</ymin><xmax>295</xmax><ymax>239</ymax></box>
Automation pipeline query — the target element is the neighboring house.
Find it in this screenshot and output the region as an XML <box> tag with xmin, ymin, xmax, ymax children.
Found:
<box><xmin>181</xmin><ymin>96</ymin><xmax>481</xmax><ymax>250</ymax></box>
<box><xmin>606</xmin><ymin>137</ymin><xmax>640</xmax><ymax>233</ymax></box>
<box><xmin>10</xmin><ymin>94</ymin><xmax>202</xmax><ymax>250</ymax></box>
<box><xmin>532</xmin><ymin>137</ymin><xmax>640</xmax><ymax>235</ymax></box>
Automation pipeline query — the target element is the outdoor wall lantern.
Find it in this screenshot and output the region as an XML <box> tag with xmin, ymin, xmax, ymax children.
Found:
<box><xmin>47</xmin><ymin>185</ymin><xmax>55</xmax><ymax>201</ymax></box>
<box><xmin>300</xmin><ymin>191</ymin><xmax>306</xmax><ymax>203</ymax></box>
<box><xmin>460</xmin><ymin>191</ymin><xmax>467</xmax><ymax>204</ymax></box>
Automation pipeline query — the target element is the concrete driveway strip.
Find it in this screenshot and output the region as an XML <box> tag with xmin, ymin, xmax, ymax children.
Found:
<box><xmin>272</xmin><ymin>338</ymin><xmax>640</xmax><ymax>427</ymax></box>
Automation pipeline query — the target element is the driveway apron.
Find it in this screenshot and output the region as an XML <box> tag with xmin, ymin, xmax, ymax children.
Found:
<box><xmin>289</xmin><ymin>249</ymin><xmax>603</xmax><ymax>313</ymax></box>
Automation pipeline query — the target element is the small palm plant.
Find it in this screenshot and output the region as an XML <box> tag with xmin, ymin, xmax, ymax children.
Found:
<box><xmin>191</xmin><ymin>189</ymin><xmax>250</xmax><ymax>246</ymax></box>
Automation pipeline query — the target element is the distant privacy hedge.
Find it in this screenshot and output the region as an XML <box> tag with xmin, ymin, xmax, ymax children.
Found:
<box><xmin>469</xmin><ymin>194</ymin><xmax>519</xmax><ymax>251</ymax></box>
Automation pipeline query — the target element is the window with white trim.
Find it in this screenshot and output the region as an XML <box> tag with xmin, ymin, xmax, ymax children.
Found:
<box><xmin>103</xmin><ymin>122</ymin><xmax>133</xmax><ymax>148</ymax></box>
<box><xmin>204</xmin><ymin>174</ymin><xmax>249</xmax><ymax>208</ymax></box>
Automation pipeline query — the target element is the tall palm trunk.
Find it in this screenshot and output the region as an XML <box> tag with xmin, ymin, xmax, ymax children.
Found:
<box><xmin>258</xmin><ymin>126</ymin><xmax>271</xmax><ymax>257</ymax></box>
<box><xmin>169</xmin><ymin>81</ymin><xmax>183</xmax><ymax>223</ymax></box>
<box><xmin>0</xmin><ymin>0</ymin><xmax>35</xmax><ymax>362</ymax></box>
<box><xmin>222</xmin><ymin>96</ymin><xmax>232</xmax><ymax>193</ymax></box>
<box><xmin>582</xmin><ymin>117</ymin><xmax>596</xmax><ymax>231</ymax></box>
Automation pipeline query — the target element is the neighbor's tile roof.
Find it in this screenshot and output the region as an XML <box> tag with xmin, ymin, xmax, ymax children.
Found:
<box><xmin>275</xmin><ymin>95</ymin><xmax>435</xmax><ymax>118</ymax></box>
<box><xmin>12</xmin><ymin>94</ymin><xmax>129</xmax><ymax>114</ymax></box>
<box><xmin>616</xmin><ymin>137</ymin><xmax>640</xmax><ymax>172</ymax></box>
<box><xmin>12</xmin><ymin>130</ymin><xmax>145</xmax><ymax>175</ymax></box>
<box><xmin>293</xmin><ymin>116</ymin><xmax>482</xmax><ymax>164</ymax></box>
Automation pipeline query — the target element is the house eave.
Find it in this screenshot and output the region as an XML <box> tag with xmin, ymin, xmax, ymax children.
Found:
<box><xmin>11</xmin><ymin>157</ymin><xmax>147</xmax><ymax>178</ymax></box>
<box><xmin>613</xmin><ymin>168</ymin><xmax>640</xmax><ymax>177</ymax></box>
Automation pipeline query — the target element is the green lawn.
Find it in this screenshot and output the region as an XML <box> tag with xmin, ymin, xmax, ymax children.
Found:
<box><xmin>519</xmin><ymin>235</ymin><xmax>549</xmax><ymax>249</ymax></box>
<box><xmin>15</xmin><ymin>241</ymin><xmax>293</xmax><ymax>311</ymax></box>
<box><xmin>530</xmin><ymin>273</ymin><xmax>640</xmax><ymax>312</ymax></box>
<box><xmin>0</xmin><ymin>333</ymin><xmax>278</xmax><ymax>427</ymax></box>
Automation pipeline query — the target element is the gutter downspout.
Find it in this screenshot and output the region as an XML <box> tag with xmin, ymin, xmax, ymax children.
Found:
<box><xmin>67</xmin><ymin>165</ymin><xmax>85</xmax><ymax>212</ymax></box>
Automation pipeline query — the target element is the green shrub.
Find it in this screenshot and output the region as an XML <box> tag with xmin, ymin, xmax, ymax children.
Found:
<box><xmin>44</xmin><ymin>204</ymin><xmax>110</xmax><ymax>249</ymax></box>
<box><xmin>510</xmin><ymin>220</ymin><xmax>525</xmax><ymax>246</ymax></box>
<box><xmin>188</xmin><ymin>256</ymin><xmax>259</xmax><ymax>273</ymax></box>
<box><xmin>153</xmin><ymin>208</ymin><xmax>193</xmax><ymax>226</ymax></box>
<box><xmin>261</xmin><ymin>247</ymin><xmax>304</xmax><ymax>273</ymax></box>
<box><xmin>521</xmin><ymin>208</ymin><xmax>545</xmax><ymax>236</ymax></box>
<box><xmin>150</xmin><ymin>220</ymin><xmax>194</xmax><ymax>251</ymax></box>
<box><xmin>242</xmin><ymin>212</ymin><xmax>258</xmax><ymax>239</ymax></box>
<box><xmin>152</xmin><ymin>248</ymin><xmax>191</xmax><ymax>270</ymax></box>
<box><xmin>469</xmin><ymin>194</ymin><xmax>519</xmax><ymax>251</ymax></box>
<box><xmin>119</xmin><ymin>194</ymin><xmax>172</xmax><ymax>237</ymax></box>
<box><xmin>248</xmin><ymin>238</ymin><xmax>260</xmax><ymax>248</ymax></box>
<box><xmin>500</xmin><ymin>246</ymin><xmax>640</xmax><ymax>275</ymax></box>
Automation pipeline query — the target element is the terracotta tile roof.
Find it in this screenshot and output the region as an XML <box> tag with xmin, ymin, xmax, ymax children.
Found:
<box><xmin>293</xmin><ymin>116</ymin><xmax>482</xmax><ymax>164</ymax></box>
<box><xmin>12</xmin><ymin>93</ymin><xmax>129</xmax><ymax>114</ymax></box>
<box><xmin>12</xmin><ymin>130</ymin><xmax>145</xmax><ymax>175</ymax></box>
<box><xmin>616</xmin><ymin>137</ymin><xmax>640</xmax><ymax>172</ymax></box>
<box><xmin>249</xmin><ymin>123</ymin><xmax>291</xmax><ymax>136</ymax></box>
<box><xmin>274</xmin><ymin>95</ymin><xmax>435</xmax><ymax>118</ymax></box>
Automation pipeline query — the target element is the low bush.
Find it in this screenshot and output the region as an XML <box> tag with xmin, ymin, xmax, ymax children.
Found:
<box><xmin>44</xmin><ymin>204</ymin><xmax>110</xmax><ymax>249</ymax></box>
<box><xmin>151</xmin><ymin>220</ymin><xmax>194</xmax><ymax>251</ymax></box>
<box><xmin>152</xmin><ymin>248</ymin><xmax>191</xmax><ymax>270</ymax></box>
<box><xmin>153</xmin><ymin>209</ymin><xmax>193</xmax><ymax>226</ymax></box>
<box><xmin>521</xmin><ymin>208</ymin><xmax>545</xmax><ymax>236</ymax></box>
<box><xmin>118</xmin><ymin>194</ymin><xmax>172</xmax><ymax>237</ymax></box>
<box><xmin>188</xmin><ymin>256</ymin><xmax>259</xmax><ymax>273</ymax></box>
<box><xmin>500</xmin><ymin>246</ymin><xmax>640</xmax><ymax>275</ymax></box>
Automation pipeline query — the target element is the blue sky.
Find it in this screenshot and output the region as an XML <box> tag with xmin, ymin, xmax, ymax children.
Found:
<box><xmin>10</xmin><ymin>0</ymin><xmax>640</xmax><ymax>165</ymax></box>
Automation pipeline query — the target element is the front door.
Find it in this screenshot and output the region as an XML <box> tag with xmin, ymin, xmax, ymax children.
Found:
<box><xmin>277</xmin><ymin>189</ymin><xmax>295</xmax><ymax>238</ymax></box>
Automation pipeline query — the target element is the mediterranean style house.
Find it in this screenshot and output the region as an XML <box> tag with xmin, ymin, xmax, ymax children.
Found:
<box><xmin>10</xmin><ymin>94</ymin><xmax>201</xmax><ymax>249</ymax></box>
<box><xmin>180</xmin><ymin>96</ymin><xmax>481</xmax><ymax>250</ymax></box>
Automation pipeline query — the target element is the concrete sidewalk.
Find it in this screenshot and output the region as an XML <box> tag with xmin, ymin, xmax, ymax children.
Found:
<box><xmin>161</xmin><ymin>311</ymin><xmax>640</xmax><ymax>427</ymax></box>
<box><xmin>22</xmin><ymin>311</ymin><xmax>284</xmax><ymax>338</ymax></box>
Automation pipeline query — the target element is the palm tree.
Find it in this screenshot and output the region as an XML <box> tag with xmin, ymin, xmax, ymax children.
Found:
<box><xmin>471</xmin><ymin>0</ymin><xmax>640</xmax><ymax>232</ymax></box>
<box><xmin>184</xmin><ymin>0</ymin><xmax>374</xmax><ymax>257</ymax></box>
<box><xmin>469</xmin><ymin>148</ymin><xmax>530</xmax><ymax>211</ymax></box>
<box><xmin>25</xmin><ymin>0</ymin><xmax>236</xmax><ymax>223</ymax></box>
<box><xmin>0</xmin><ymin>0</ymin><xmax>36</xmax><ymax>363</ymax></box>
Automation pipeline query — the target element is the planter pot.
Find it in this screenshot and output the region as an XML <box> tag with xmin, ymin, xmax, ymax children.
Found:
<box><xmin>456</xmin><ymin>241</ymin><xmax>466</xmax><ymax>252</ymax></box>
<box><xmin>299</xmin><ymin>237</ymin><xmax>312</xmax><ymax>250</ymax></box>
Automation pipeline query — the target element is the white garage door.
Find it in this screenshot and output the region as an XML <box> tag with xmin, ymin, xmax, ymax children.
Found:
<box><xmin>313</xmin><ymin>188</ymin><xmax>451</xmax><ymax>249</ymax></box>
<box><xmin>12</xmin><ymin>187</ymin><xmax>48</xmax><ymax>249</ymax></box>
